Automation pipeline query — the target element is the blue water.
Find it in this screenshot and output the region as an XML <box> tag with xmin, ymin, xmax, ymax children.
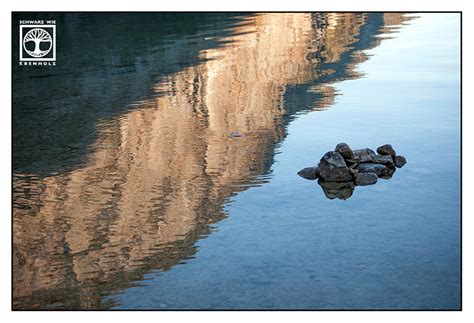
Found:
<box><xmin>108</xmin><ymin>14</ymin><xmax>460</xmax><ymax>310</ymax></box>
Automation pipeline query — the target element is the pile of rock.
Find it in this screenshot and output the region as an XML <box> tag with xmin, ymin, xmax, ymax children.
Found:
<box><xmin>297</xmin><ymin>143</ymin><xmax>406</xmax><ymax>199</ymax></box>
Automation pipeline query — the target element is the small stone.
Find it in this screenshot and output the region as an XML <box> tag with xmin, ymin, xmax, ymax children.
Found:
<box><xmin>394</xmin><ymin>155</ymin><xmax>407</xmax><ymax>168</ymax></box>
<box><xmin>377</xmin><ymin>144</ymin><xmax>396</xmax><ymax>156</ymax></box>
<box><xmin>349</xmin><ymin>163</ymin><xmax>358</xmax><ymax>170</ymax></box>
<box><xmin>379</xmin><ymin>167</ymin><xmax>396</xmax><ymax>179</ymax></box>
<box><xmin>353</xmin><ymin>148</ymin><xmax>376</xmax><ymax>163</ymax></box>
<box><xmin>345</xmin><ymin>157</ymin><xmax>360</xmax><ymax>165</ymax></box>
<box><xmin>229</xmin><ymin>131</ymin><xmax>245</xmax><ymax>138</ymax></box>
<box><xmin>317</xmin><ymin>151</ymin><xmax>352</xmax><ymax>182</ymax></box>
<box><xmin>372</xmin><ymin>154</ymin><xmax>395</xmax><ymax>168</ymax></box>
<box><xmin>348</xmin><ymin>163</ymin><xmax>359</xmax><ymax>177</ymax></box>
<box><xmin>320</xmin><ymin>151</ymin><xmax>347</xmax><ymax>168</ymax></box>
<box><xmin>297</xmin><ymin>167</ymin><xmax>319</xmax><ymax>180</ymax></box>
<box><xmin>335</xmin><ymin>143</ymin><xmax>354</xmax><ymax>159</ymax></box>
<box><xmin>349</xmin><ymin>167</ymin><xmax>359</xmax><ymax>175</ymax></box>
<box><xmin>357</xmin><ymin>163</ymin><xmax>388</xmax><ymax>177</ymax></box>
<box><xmin>355</xmin><ymin>173</ymin><xmax>378</xmax><ymax>186</ymax></box>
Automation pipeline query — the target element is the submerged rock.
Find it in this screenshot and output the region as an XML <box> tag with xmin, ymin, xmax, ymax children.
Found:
<box><xmin>357</xmin><ymin>163</ymin><xmax>388</xmax><ymax>177</ymax></box>
<box><xmin>317</xmin><ymin>151</ymin><xmax>352</xmax><ymax>182</ymax></box>
<box><xmin>297</xmin><ymin>167</ymin><xmax>319</xmax><ymax>180</ymax></box>
<box><xmin>394</xmin><ymin>155</ymin><xmax>407</xmax><ymax>168</ymax></box>
<box><xmin>355</xmin><ymin>173</ymin><xmax>378</xmax><ymax>186</ymax></box>
<box><xmin>318</xmin><ymin>180</ymin><xmax>355</xmax><ymax>200</ymax></box>
<box><xmin>229</xmin><ymin>131</ymin><xmax>245</xmax><ymax>138</ymax></box>
<box><xmin>335</xmin><ymin>143</ymin><xmax>354</xmax><ymax>159</ymax></box>
<box><xmin>377</xmin><ymin>144</ymin><xmax>396</xmax><ymax>156</ymax></box>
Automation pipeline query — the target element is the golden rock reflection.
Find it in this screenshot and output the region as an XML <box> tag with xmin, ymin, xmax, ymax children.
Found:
<box><xmin>13</xmin><ymin>13</ymin><xmax>411</xmax><ymax>309</ymax></box>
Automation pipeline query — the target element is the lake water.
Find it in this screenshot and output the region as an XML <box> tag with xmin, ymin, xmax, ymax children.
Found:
<box><xmin>12</xmin><ymin>13</ymin><xmax>460</xmax><ymax>310</ymax></box>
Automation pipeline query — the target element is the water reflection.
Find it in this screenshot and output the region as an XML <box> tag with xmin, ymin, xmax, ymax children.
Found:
<box><xmin>12</xmin><ymin>13</ymin><xmax>412</xmax><ymax>309</ymax></box>
<box><xmin>318</xmin><ymin>180</ymin><xmax>356</xmax><ymax>200</ymax></box>
<box><xmin>317</xmin><ymin>168</ymin><xmax>396</xmax><ymax>200</ymax></box>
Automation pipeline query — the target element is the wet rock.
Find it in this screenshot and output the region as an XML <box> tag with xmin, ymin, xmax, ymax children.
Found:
<box><xmin>349</xmin><ymin>167</ymin><xmax>359</xmax><ymax>176</ymax></box>
<box><xmin>320</xmin><ymin>151</ymin><xmax>347</xmax><ymax>167</ymax></box>
<box><xmin>335</xmin><ymin>143</ymin><xmax>354</xmax><ymax>159</ymax></box>
<box><xmin>349</xmin><ymin>164</ymin><xmax>359</xmax><ymax>174</ymax></box>
<box><xmin>355</xmin><ymin>173</ymin><xmax>378</xmax><ymax>186</ymax></box>
<box><xmin>372</xmin><ymin>154</ymin><xmax>395</xmax><ymax>168</ymax></box>
<box><xmin>377</xmin><ymin>144</ymin><xmax>396</xmax><ymax>156</ymax></box>
<box><xmin>318</xmin><ymin>180</ymin><xmax>355</xmax><ymax>200</ymax></box>
<box><xmin>394</xmin><ymin>155</ymin><xmax>407</xmax><ymax>168</ymax></box>
<box><xmin>317</xmin><ymin>151</ymin><xmax>352</xmax><ymax>182</ymax></box>
<box><xmin>348</xmin><ymin>163</ymin><xmax>359</xmax><ymax>176</ymax></box>
<box><xmin>379</xmin><ymin>167</ymin><xmax>396</xmax><ymax>180</ymax></box>
<box><xmin>357</xmin><ymin>163</ymin><xmax>388</xmax><ymax>177</ymax></box>
<box><xmin>353</xmin><ymin>148</ymin><xmax>376</xmax><ymax>163</ymax></box>
<box><xmin>345</xmin><ymin>156</ymin><xmax>360</xmax><ymax>165</ymax></box>
<box><xmin>297</xmin><ymin>167</ymin><xmax>319</xmax><ymax>180</ymax></box>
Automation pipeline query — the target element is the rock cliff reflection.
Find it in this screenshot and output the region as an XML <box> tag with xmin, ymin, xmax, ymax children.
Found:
<box><xmin>13</xmin><ymin>13</ymin><xmax>411</xmax><ymax>309</ymax></box>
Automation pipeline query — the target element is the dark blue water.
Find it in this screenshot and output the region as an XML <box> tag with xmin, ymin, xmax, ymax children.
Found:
<box><xmin>106</xmin><ymin>14</ymin><xmax>460</xmax><ymax>310</ymax></box>
<box><xmin>13</xmin><ymin>13</ymin><xmax>460</xmax><ymax>310</ymax></box>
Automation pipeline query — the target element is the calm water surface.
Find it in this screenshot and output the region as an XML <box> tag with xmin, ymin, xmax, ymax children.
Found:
<box><xmin>12</xmin><ymin>13</ymin><xmax>460</xmax><ymax>309</ymax></box>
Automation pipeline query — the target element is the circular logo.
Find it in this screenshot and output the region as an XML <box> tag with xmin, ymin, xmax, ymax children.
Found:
<box><xmin>23</xmin><ymin>28</ymin><xmax>53</xmax><ymax>58</ymax></box>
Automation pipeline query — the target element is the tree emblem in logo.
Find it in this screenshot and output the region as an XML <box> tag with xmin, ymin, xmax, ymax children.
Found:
<box><xmin>23</xmin><ymin>28</ymin><xmax>53</xmax><ymax>58</ymax></box>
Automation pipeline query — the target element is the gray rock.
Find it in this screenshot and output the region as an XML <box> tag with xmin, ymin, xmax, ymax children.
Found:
<box><xmin>349</xmin><ymin>167</ymin><xmax>359</xmax><ymax>175</ymax></box>
<box><xmin>229</xmin><ymin>131</ymin><xmax>245</xmax><ymax>138</ymax></box>
<box><xmin>394</xmin><ymin>155</ymin><xmax>407</xmax><ymax>168</ymax></box>
<box><xmin>348</xmin><ymin>163</ymin><xmax>359</xmax><ymax>177</ymax></box>
<box><xmin>357</xmin><ymin>163</ymin><xmax>388</xmax><ymax>177</ymax></box>
<box><xmin>320</xmin><ymin>151</ymin><xmax>347</xmax><ymax>167</ymax></box>
<box><xmin>335</xmin><ymin>143</ymin><xmax>354</xmax><ymax>159</ymax></box>
<box><xmin>355</xmin><ymin>173</ymin><xmax>378</xmax><ymax>186</ymax></box>
<box><xmin>317</xmin><ymin>151</ymin><xmax>352</xmax><ymax>182</ymax></box>
<box><xmin>372</xmin><ymin>154</ymin><xmax>395</xmax><ymax>168</ymax></box>
<box><xmin>318</xmin><ymin>180</ymin><xmax>355</xmax><ymax>200</ymax></box>
<box><xmin>377</xmin><ymin>144</ymin><xmax>396</xmax><ymax>156</ymax></box>
<box><xmin>353</xmin><ymin>148</ymin><xmax>376</xmax><ymax>163</ymax></box>
<box><xmin>345</xmin><ymin>156</ymin><xmax>360</xmax><ymax>165</ymax></box>
<box><xmin>379</xmin><ymin>167</ymin><xmax>396</xmax><ymax>180</ymax></box>
<box><xmin>297</xmin><ymin>167</ymin><xmax>319</xmax><ymax>180</ymax></box>
<box><xmin>349</xmin><ymin>163</ymin><xmax>359</xmax><ymax>170</ymax></box>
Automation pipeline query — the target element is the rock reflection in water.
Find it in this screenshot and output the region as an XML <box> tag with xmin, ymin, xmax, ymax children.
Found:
<box><xmin>316</xmin><ymin>169</ymin><xmax>396</xmax><ymax>200</ymax></box>
<box><xmin>12</xmin><ymin>13</ymin><xmax>412</xmax><ymax>309</ymax></box>
<box><xmin>318</xmin><ymin>180</ymin><xmax>356</xmax><ymax>200</ymax></box>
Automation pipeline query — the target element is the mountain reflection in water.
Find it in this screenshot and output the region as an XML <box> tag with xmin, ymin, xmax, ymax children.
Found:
<box><xmin>12</xmin><ymin>13</ymin><xmax>412</xmax><ymax>309</ymax></box>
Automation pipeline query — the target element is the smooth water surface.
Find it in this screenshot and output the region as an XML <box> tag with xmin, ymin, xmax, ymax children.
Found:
<box><xmin>12</xmin><ymin>13</ymin><xmax>460</xmax><ymax>310</ymax></box>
